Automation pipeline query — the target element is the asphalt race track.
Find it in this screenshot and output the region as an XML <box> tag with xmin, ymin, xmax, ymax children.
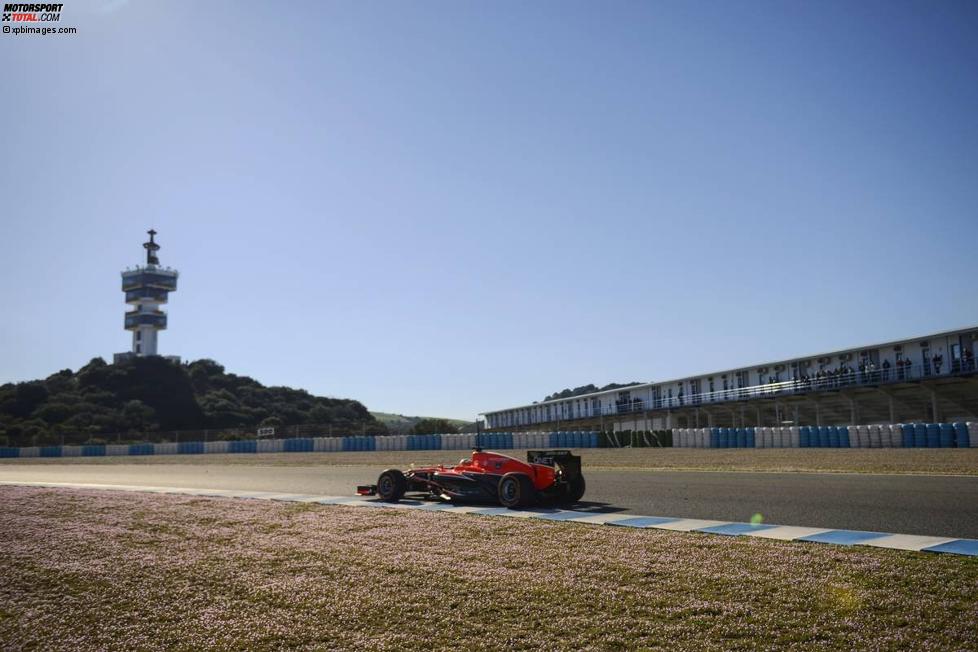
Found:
<box><xmin>2</xmin><ymin>464</ymin><xmax>977</xmax><ymax>539</ymax></box>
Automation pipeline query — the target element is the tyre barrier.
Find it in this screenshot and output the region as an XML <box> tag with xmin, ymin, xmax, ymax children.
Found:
<box><xmin>671</xmin><ymin>422</ymin><xmax>972</xmax><ymax>448</ymax></box>
<box><xmin>2</xmin><ymin>424</ymin><xmax>973</xmax><ymax>458</ymax></box>
<box><xmin>953</xmin><ymin>423</ymin><xmax>970</xmax><ymax>448</ymax></box>
<box><xmin>229</xmin><ymin>440</ymin><xmax>257</xmax><ymax>454</ymax></box>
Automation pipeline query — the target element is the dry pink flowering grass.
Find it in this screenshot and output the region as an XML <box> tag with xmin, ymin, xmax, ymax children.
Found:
<box><xmin>4</xmin><ymin>448</ymin><xmax>977</xmax><ymax>476</ymax></box>
<box><xmin>1</xmin><ymin>486</ymin><xmax>976</xmax><ymax>651</ymax></box>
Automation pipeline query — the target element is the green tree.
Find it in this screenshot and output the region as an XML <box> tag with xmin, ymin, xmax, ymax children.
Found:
<box><xmin>411</xmin><ymin>418</ymin><xmax>459</xmax><ymax>435</ymax></box>
<box><xmin>123</xmin><ymin>400</ymin><xmax>156</xmax><ymax>431</ymax></box>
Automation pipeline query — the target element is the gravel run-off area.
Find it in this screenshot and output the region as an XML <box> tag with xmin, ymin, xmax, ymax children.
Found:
<box><xmin>3</xmin><ymin>448</ymin><xmax>978</xmax><ymax>476</ymax></box>
<box><xmin>0</xmin><ymin>487</ymin><xmax>976</xmax><ymax>651</ymax></box>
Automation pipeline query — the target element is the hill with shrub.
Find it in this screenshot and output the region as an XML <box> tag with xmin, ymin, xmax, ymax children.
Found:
<box><xmin>0</xmin><ymin>357</ymin><xmax>385</xmax><ymax>446</ymax></box>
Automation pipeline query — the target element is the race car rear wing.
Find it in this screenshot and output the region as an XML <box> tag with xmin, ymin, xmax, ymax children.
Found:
<box><xmin>527</xmin><ymin>450</ymin><xmax>582</xmax><ymax>480</ymax></box>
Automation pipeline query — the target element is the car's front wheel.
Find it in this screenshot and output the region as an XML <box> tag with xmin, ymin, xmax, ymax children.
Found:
<box><xmin>498</xmin><ymin>472</ymin><xmax>536</xmax><ymax>508</ymax></box>
<box><xmin>377</xmin><ymin>469</ymin><xmax>407</xmax><ymax>502</ymax></box>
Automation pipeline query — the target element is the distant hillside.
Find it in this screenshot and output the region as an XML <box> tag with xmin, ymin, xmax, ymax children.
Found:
<box><xmin>543</xmin><ymin>382</ymin><xmax>645</xmax><ymax>402</ymax></box>
<box><xmin>0</xmin><ymin>357</ymin><xmax>385</xmax><ymax>446</ymax></box>
<box><xmin>371</xmin><ymin>412</ymin><xmax>474</xmax><ymax>433</ymax></box>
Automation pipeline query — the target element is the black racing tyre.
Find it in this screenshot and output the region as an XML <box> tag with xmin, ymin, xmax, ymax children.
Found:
<box><xmin>498</xmin><ymin>472</ymin><xmax>536</xmax><ymax>509</ymax></box>
<box><xmin>377</xmin><ymin>469</ymin><xmax>407</xmax><ymax>502</ymax></box>
<box><xmin>560</xmin><ymin>474</ymin><xmax>586</xmax><ymax>505</ymax></box>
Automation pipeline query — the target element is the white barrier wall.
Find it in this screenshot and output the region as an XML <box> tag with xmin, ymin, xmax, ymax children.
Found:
<box><xmin>205</xmin><ymin>441</ymin><xmax>228</xmax><ymax>454</ymax></box>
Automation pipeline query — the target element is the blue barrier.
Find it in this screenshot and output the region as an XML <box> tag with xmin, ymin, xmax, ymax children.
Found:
<box><xmin>82</xmin><ymin>445</ymin><xmax>104</xmax><ymax>456</ymax></box>
<box><xmin>718</xmin><ymin>428</ymin><xmax>728</xmax><ymax>448</ymax></box>
<box><xmin>710</xmin><ymin>427</ymin><xmax>720</xmax><ymax>448</ymax></box>
<box><xmin>939</xmin><ymin>423</ymin><xmax>954</xmax><ymax>448</ymax></box>
<box><xmin>178</xmin><ymin>441</ymin><xmax>204</xmax><ymax>455</ymax></box>
<box><xmin>902</xmin><ymin>424</ymin><xmax>915</xmax><ymax>448</ymax></box>
<box><xmin>819</xmin><ymin>426</ymin><xmax>832</xmax><ymax>448</ymax></box>
<box><xmin>827</xmin><ymin>427</ymin><xmax>839</xmax><ymax>448</ymax></box>
<box><xmin>839</xmin><ymin>426</ymin><xmax>850</xmax><ymax>448</ymax></box>
<box><xmin>799</xmin><ymin>426</ymin><xmax>810</xmax><ymax>448</ymax></box>
<box><xmin>913</xmin><ymin>423</ymin><xmax>927</xmax><ymax>448</ymax></box>
<box><xmin>589</xmin><ymin>432</ymin><xmax>599</xmax><ymax>447</ymax></box>
<box><xmin>128</xmin><ymin>444</ymin><xmax>154</xmax><ymax>456</ymax></box>
<box><xmin>229</xmin><ymin>440</ymin><xmax>257</xmax><ymax>454</ymax></box>
<box><xmin>40</xmin><ymin>446</ymin><xmax>62</xmax><ymax>458</ymax></box>
<box><xmin>0</xmin><ymin>447</ymin><xmax>19</xmax><ymax>458</ymax></box>
<box><xmin>926</xmin><ymin>423</ymin><xmax>940</xmax><ymax>448</ymax></box>
<box><xmin>953</xmin><ymin>422</ymin><xmax>970</xmax><ymax>448</ymax></box>
<box><xmin>746</xmin><ymin>427</ymin><xmax>756</xmax><ymax>448</ymax></box>
<box><xmin>342</xmin><ymin>436</ymin><xmax>371</xmax><ymax>452</ymax></box>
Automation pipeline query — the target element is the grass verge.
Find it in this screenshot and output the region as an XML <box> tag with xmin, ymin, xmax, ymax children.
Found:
<box><xmin>0</xmin><ymin>487</ymin><xmax>976</xmax><ymax>650</ymax></box>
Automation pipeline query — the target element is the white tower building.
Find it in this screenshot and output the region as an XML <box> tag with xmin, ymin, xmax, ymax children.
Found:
<box><xmin>115</xmin><ymin>230</ymin><xmax>179</xmax><ymax>362</ymax></box>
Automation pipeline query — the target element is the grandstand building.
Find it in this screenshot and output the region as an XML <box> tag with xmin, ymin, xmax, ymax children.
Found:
<box><xmin>481</xmin><ymin>326</ymin><xmax>978</xmax><ymax>431</ymax></box>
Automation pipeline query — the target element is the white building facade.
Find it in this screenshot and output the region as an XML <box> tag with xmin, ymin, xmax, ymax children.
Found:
<box><xmin>482</xmin><ymin>326</ymin><xmax>978</xmax><ymax>430</ymax></box>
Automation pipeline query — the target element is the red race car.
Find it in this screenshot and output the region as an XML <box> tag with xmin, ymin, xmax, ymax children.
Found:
<box><xmin>357</xmin><ymin>448</ymin><xmax>586</xmax><ymax>508</ymax></box>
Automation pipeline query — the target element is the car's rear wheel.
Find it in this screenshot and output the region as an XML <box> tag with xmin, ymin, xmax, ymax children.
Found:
<box><xmin>559</xmin><ymin>474</ymin><xmax>586</xmax><ymax>505</ymax></box>
<box><xmin>498</xmin><ymin>472</ymin><xmax>536</xmax><ymax>508</ymax></box>
<box><xmin>377</xmin><ymin>469</ymin><xmax>407</xmax><ymax>501</ymax></box>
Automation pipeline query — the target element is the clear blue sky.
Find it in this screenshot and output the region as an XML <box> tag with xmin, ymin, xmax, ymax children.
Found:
<box><xmin>2</xmin><ymin>1</ymin><xmax>976</xmax><ymax>420</ymax></box>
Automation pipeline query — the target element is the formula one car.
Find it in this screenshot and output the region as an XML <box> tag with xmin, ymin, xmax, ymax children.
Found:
<box><xmin>356</xmin><ymin>449</ymin><xmax>586</xmax><ymax>508</ymax></box>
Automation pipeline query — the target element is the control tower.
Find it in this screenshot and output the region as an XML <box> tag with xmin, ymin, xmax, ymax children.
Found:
<box><xmin>116</xmin><ymin>230</ymin><xmax>179</xmax><ymax>361</ymax></box>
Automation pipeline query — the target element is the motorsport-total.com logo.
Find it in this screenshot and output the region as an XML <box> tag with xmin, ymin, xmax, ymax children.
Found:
<box><xmin>2</xmin><ymin>3</ymin><xmax>64</xmax><ymax>22</ymax></box>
